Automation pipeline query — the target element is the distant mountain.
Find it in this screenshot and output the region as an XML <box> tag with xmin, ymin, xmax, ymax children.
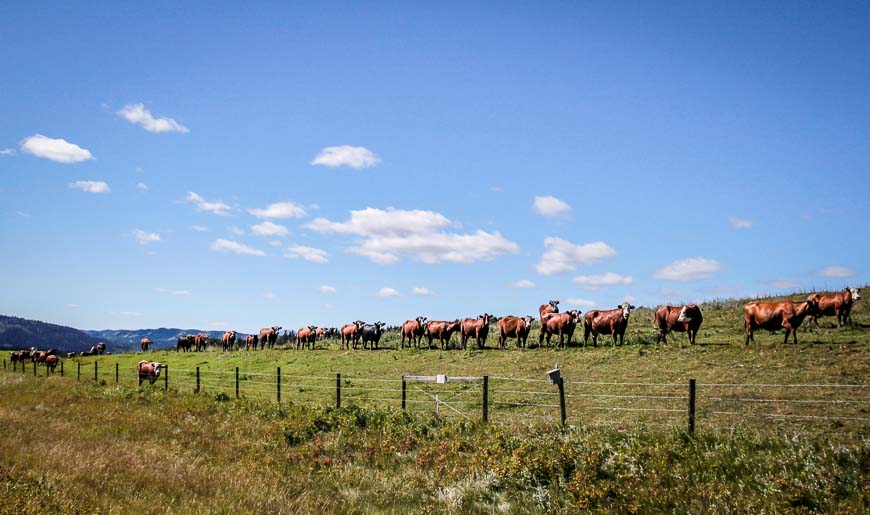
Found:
<box><xmin>83</xmin><ymin>328</ymin><xmax>250</xmax><ymax>351</ymax></box>
<box><xmin>0</xmin><ymin>315</ymin><xmax>103</xmax><ymax>353</ymax></box>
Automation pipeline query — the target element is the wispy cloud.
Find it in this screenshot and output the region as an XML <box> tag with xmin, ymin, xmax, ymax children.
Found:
<box><xmin>136</xmin><ymin>182</ymin><xmax>148</xmax><ymax>190</ymax></box>
<box><xmin>155</xmin><ymin>288</ymin><xmax>191</xmax><ymax>295</ymax></box>
<box><xmin>16</xmin><ymin>211</ymin><xmax>31</xmax><ymax>218</ymax></box>
<box><xmin>20</xmin><ymin>134</ymin><xmax>93</xmax><ymax>163</ymax></box>
<box><xmin>210</xmin><ymin>239</ymin><xmax>265</xmax><ymax>256</ymax></box>
<box><xmin>567</xmin><ymin>298</ymin><xmax>596</xmax><ymax>308</ymax></box>
<box><xmin>118</xmin><ymin>311</ymin><xmax>144</xmax><ymax>317</ymax></box>
<box><xmin>248</xmin><ymin>201</ymin><xmax>307</xmax><ymax>219</ymax></box>
<box><xmin>186</xmin><ymin>192</ymin><xmax>231</xmax><ymax>215</ymax></box>
<box><xmin>509</xmin><ymin>279</ymin><xmax>536</xmax><ymax>289</ymax></box>
<box><xmin>311</xmin><ymin>145</ymin><xmax>380</xmax><ymax>169</ymax></box>
<box><xmin>413</xmin><ymin>287</ymin><xmax>433</xmax><ymax>296</ymax></box>
<box><xmin>319</xmin><ymin>285</ymin><xmax>337</xmax><ymax>294</ymax></box>
<box><xmin>133</xmin><ymin>229</ymin><xmax>160</xmax><ymax>245</ymax></box>
<box><xmin>729</xmin><ymin>217</ymin><xmax>753</xmax><ymax>229</ymax></box>
<box><xmin>572</xmin><ymin>272</ymin><xmax>633</xmax><ymax>290</ymax></box>
<box><xmin>191</xmin><ymin>225</ymin><xmax>209</xmax><ymax>232</ymax></box>
<box><xmin>653</xmin><ymin>257</ymin><xmax>721</xmax><ymax>282</ymax></box>
<box><xmin>263</xmin><ymin>292</ymin><xmax>275</xmax><ymax>299</ymax></box>
<box><xmin>533</xmin><ymin>196</ymin><xmax>571</xmax><ymax>216</ymax></box>
<box><xmin>228</xmin><ymin>226</ymin><xmax>245</xmax><ymax>236</ymax></box>
<box><xmin>284</xmin><ymin>245</ymin><xmax>329</xmax><ymax>264</ymax></box>
<box><xmin>69</xmin><ymin>180</ymin><xmax>110</xmax><ymax>193</ymax></box>
<box><xmin>760</xmin><ymin>279</ymin><xmax>800</xmax><ymax>290</ymax></box>
<box><xmin>535</xmin><ymin>238</ymin><xmax>616</xmax><ymax>276</ymax></box>
<box><xmin>377</xmin><ymin>287</ymin><xmax>401</xmax><ymax>297</ymax></box>
<box><xmin>117</xmin><ymin>103</ymin><xmax>189</xmax><ymax>133</ymax></box>
<box><xmin>66</xmin><ymin>303</ymin><xmax>80</xmax><ymax>309</ymax></box>
<box><xmin>0</xmin><ymin>148</ymin><xmax>15</xmax><ymax>156</ymax></box>
<box><xmin>815</xmin><ymin>265</ymin><xmax>856</xmax><ymax>278</ymax></box>
<box><xmin>251</xmin><ymin>221</ymin><xmax>289</xmax><ymax>237</ymax></box>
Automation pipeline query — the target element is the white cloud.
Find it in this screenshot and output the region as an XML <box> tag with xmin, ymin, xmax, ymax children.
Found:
<box><xmin>533</xmin><ymin>196</ymin><xmax>571</xmax><ymax>216</ymax></box>
<box><xmin>567</xmin><ymin>298</ymin><xmax>596</xmax><ymax>308</ymax></box>
<box><xmin>133</xmin><ymin>229</ymin><xmax>160</xmax><ymax>245</ymax></box>
<box><xmin>284</xmin><ymin>245</ymin><xmax>329</xmax><ymax>264</ymax></box>
<box><xmin>136</xmin><ymin>182</ymin><xmax>148</xmax><ymax>190</ymax></box>
<box><xmin>535</xmin><ymin>238</ymin><xmax>617</xmax><ymax>276</ymax></box>
<box><xmin>305</xmin><ymin>207</ymin><xmax>518</xmax><ymax>264</ymax></box>
<box><xmin>311</xmin><ymin>145</ymin><xmax>380</xmax><ymax>169</ymax></box>
<box><xmin>228</xmin><ymin>226</ymin><xmax>245</xmax><ymax>236</ymax></box>
<box><xmin>155</xmin><ymin>288</ymin><xmax>191</xmax><ymax>296</ymax></box>
<box><xmin>20</xmin><ymin>134</ymin><xmax>93</xmax><ymax>163</ymax></box>
<box><xmin>250</xmin><ymin>221</ymin><xmax>289</xmax><ymax>237</ymax></box>
<box><xmin>509</xmin><ymin>279</ymin><xmax>536</xmax><ymax>289</ymax></box>
<box><xmin>572</xmin><ymin>272</ymin><xmax>633</xmax><ymax>290</ymax></box>
<box><xmin>210</xmin><ymin>239</ymin><xmax>265</xmax><ymax>256</ymax></box>
<box><xmin>761</xmin><ymin>279</ymin><xmax>800</xmax><ymax>290</ymax></box>
<box><xmin>319</xmin><ymin>285</ymin><xmax>337</xmax><ymax>294</ymax></box>
<box><xmin>248</xmin><ymin>201</ymin><xmax>307</xmax><ymax>220</ymax></box>
<box><xmin>66</xmin><ymin>303</ymin><xmax>80</xmax><ymax>309</ymax></box>
<box><xmin>0</xmin><ymin>148</ymin><xmax>15</xmax><ymax>156</ymax></box>
<box><xmin>263</xmin><ymin>292</ymin><xmax>275</xmax><ymax>299</ymax></box>
<box><xmin>16</xmin><ymin>211</ymin><xmax>30</xmax><ymax>218</ymax></box>
<box><xmin>119</xmin><ymin>311</ymin><xmax>143</xmax><ymax>317</ymax></box>
<box><xmin>815</xmin><ymin>266</ymin><xmax>856</xmax><ymax>278</ymax></box>
<box><xmin>69</xmin><ymin>180</ymin><xmax>110</xmax><ymax>193</ymax></box>
<box><xmin>191</xmin><ymin>225</ymin><xmax>209</xmax><ymax>232</ymax></box>
<box><xmin>729</xmin><ymin>217</ymin><xmax>753</xmax><ymax>229</ymax></box>
<box><xmin>377</xmin><ymin>287</ymin><xmax>401</xmax><ymax>297</ymax></box>
<box><xmin>116</xmin><ymin>103</ymin><xmax>189</xmax><ymax>133</ymax></box>
<box><xmin>186</xmin><ymin>192</ymin><xmax>231</xmax><ymax>216</ymax></box>
<box><xmin>653</xmin><ymin>257</ymin><xmax>721</xmax><ymax>282</ymax></box>
<box><xmin>413</xmin><ymin>287</ymin><xmax>433</xmax><ymax>296</ymax></box>
<box><xmin>268</xmin><ymin>240</ymin><xmax>282</xmax><ymax>247</ymax></box>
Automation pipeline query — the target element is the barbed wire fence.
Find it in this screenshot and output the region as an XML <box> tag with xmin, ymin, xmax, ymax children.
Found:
<box><xmin>3</xmin><ymin>357</ymin><xmax>869</xmax><ymax>439</ymax></box>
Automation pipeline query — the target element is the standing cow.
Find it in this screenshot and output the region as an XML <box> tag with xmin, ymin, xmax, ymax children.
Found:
<box><xmin>296</xmin><ymin>326</ymin><xmax>318</xmax><ymax>350</ymax></box>
<box><xmin>654</xmin><ymin>304</ymin><xmax>703</xmax><ymax>345</ymax></box>
<box><xmin>359</xmin><ymin>322</ymin><xmax>386</xmax><ymax>350</ymax></box>
<box><xmin>426</xmin><ymin>320</ymin><xmax>462</xmax><ymax>350</ymax></box>
<box><xmin>245</xmin><ymin>334</ymin><xmax>259</xmax><ymax>351</ymax></box>
<box><xmin>260</xmin><ymin>326</ymin><xmax>282</xmax><ymax>349</ymax></box>
<box><xmin>807</xmin><ymin>287</ymin><xmax>861</xmax><ymax>327</ymax></box>
<box><xmin>45</xmin><ymin>355</ymin><xmax>59</xmax><ymax>373</ymax></box>
<box><xmin>539</xmin><ymin>300</ymin><xmax>560</xmax><ymax>341</ymax></box>
<box><xmin>460</xmin><ymin>314</ymin><xmax>492</xmax><ymax>350</ymax></box>
<box><xmin>498</xmin><ymin>315</ymin><xmax>535</xmax><ymax>349</ymax></box>
<box><xmin>744</xmin><ymin>299</ymin><xmax>819</xmax><ymax>345</ymax></box>
<box><xmin>137</xmin><ymin>360</ymin><xmax>163</xmax><ymax>386</ymax></box>
<box><xmin>221</xmin><ymin>331</ymin><xmax>237</xmax><ymax>352</ymax></box>
<box><xmin>95</xmin><ymin>343</ymin><xmax>106</xmax><ymax>355</ymax></box>
<box><xmin>176</xmin><ymin>336</ymin><xmax>192</xmax><ymax>352</ymax></box>
<box><xmin>584</xmin><ymin>302</ymin><xmax>635</xmax><ymax>347</ymax></box>
<box><xmin>140</xmin><ymin>337</ymin><xmax>152</xmax><ymax>352</ymax></box>
<box><xmin>341</xmin><ymin>321</ymin><xmax>364</xmax><ymax>350</ymax></box>
<box><xmin>194</xmin><ymin>333</ymin><xmax>209</xmax><ymax>352</ymax></box>
<box><xmin>401</xmin><ymin>317</ymin><xmax>428</xmax><ymax>349</ymax></box>
<box><xmin>541</xmin><ymin>310</ymin><xmax>582</xmax><ymax>349</ymax></box>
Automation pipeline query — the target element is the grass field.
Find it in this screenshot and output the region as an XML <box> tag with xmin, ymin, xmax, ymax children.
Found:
<box><xmin>1</xmin><ymin>291</ymin><xmax>868</xmax><ymax>512</ymax></box>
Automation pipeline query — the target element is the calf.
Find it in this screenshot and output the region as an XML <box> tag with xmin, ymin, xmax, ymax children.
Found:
<box><xmin>245</xmin><ymin>334</ymin><xmax>259</xmax><ymax>351</ymax></box>
<box><xmin>296</xmin><ymin>326</ymin><xmax>318</xmax><ymax>350</ymax></box>
<box><xmin>401</xmin><ymin>317</ymin><xmax>428</xmax><ymax>349</ymax></box>
<box><xmin>744</xmin><ymin>299</ymin><xmax>819</xmax><ymax>345</ymax></box>
<box><xmin>654</xmin><ymin>304</ymin><xmax>703</xmax><ymax>345</ymax></box>
<box><xmin>221</xmin><ymin>331</ymin><xmax>237</xmax><ymax>352</ymax></box>
<box><xmin>498</xmin><ymin>315</ymin><xmax>536</xmax><ymax>349</ymax></box>
<box><xmin>341</xmin><ymin>321</ymin><xmax>364</xmax><ymax>350</ymax></box>
<box><xmin>584</xmin><ymin>302</ymin><xmax>636</xmax><ymax>347</ymax></box>
<box><xmin>360</xmin><ymin>322</ymin><xmax>386</xmax><ymax>350</ymax></box>
<box><xmin>137</xmin><ymin>360</ymin><xmax>163</xmax><ymax>386</ymax></box>
<box><xmin>542</xmin><ymin>310</ymin><xmax>582</xmax><ymax>349</ymax></box>
<box><xmin>807</xmin><ymin>287</ymin><xmax>861</xmax><ymax>327</ymax></box>
<box><xmin>460</xmin><ymin>314</ymin><xmax>492</xmax><ymax>350</ymax></box>
<box><xmin>426</xmin><ymin>320</ymin><xmax>461</xmax><ymax>350</ymax></box>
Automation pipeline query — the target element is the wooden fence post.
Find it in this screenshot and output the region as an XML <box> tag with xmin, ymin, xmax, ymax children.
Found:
<box><xmin>94</xmin><ymin>361</ymin><xmax>98</xmax><ymax>383</ymax></box>
<box><xmin>3</xmin><ymin>358</ymin><xmax>5</xmax><ymax>371</ymax></box>
<box><xmin>77</xmin><ymin>362</ymin><xmax>81</xmax><ymax>381</ymax></box>
<box><xmin>558</xmin><ymin>377</ymin><xmax>567</xmax><ymax>427</ymax></box>
<box><xmin>336</xmin><ymin>373</ymin><xmax>341</xmax><ymax>408</ymax></box>
<box><xmin>235</xmin><ymin>367</ymin><xmax>240</xmax><ymax>399</ymax></box>
<box><xmin>164</xmin><ymin>365</ymin><xmax>168</xmax><ymax>391</ymax></box>
<box><xmin>60</xmin><ymin>361</ymin><xmax>64</xmax><ymax>377</ymax></box>
<box><xmin>115</xmin><ymin>363</ymin><xmax>119</xmax><ymax>384</ymax></box>
<box><xmin>401</xmin><ymin>376</ymin><xmax>407</xmax><ymax>411</ymax></box>
<box><xmin>33</xmin><ymin>361</ymin><xmax>37</xmax><ymax>376</ymax></box>
<box><xmin>196</xmin><ymin>367</ymin><xmax>200</xmax><ymax>393</ymax></box>
<box><xmin>482</xmin><ymin>375</ymin><xmax>489</xmax><ymax>422</ymax></box>
<box><xmin>46</xmin><ymin>361</ymin><xmax>50</xmax><ymax>377</ymax></box>
<box><xmin>688</xmin><ymin>378</ymin><xmax>696</xmax><ymax>435</ymax></box>
<box><xmin>276</xmin><ymin>367</ymin><xmax>281</xmax><ymax>403</ymax></box>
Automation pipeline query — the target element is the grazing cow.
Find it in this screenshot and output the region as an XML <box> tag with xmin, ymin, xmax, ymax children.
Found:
<box><xmin>744</xmin><ymin>299</ymin><xmax>819</xmax><ymax>345</ymax></box>
<box><xmin>296</xmin><ymin>326</ymin><xmax>318</xmax><ymax>350</ymax></box>
<box><xmin>137</xmin><ymin>360</ymin><xmax>163</xmax><ymax>386</ymax></box>
<box><xmin>401</xmin><ymin>317</ymin><xmax>428</xmax><ymax>349</ymax></box>
<box><xmin>498</xmin><ymin>315</ymin><xmax>535</xmax><ymax>349</ymax></box>
<box><xmin>176</xmin><ymin>336</ymin><xmax>192</xmax><ymax>352</ymax></box>
<box><xmin>426</xmin><ymin>320</ymin><xmax>462</xmax><ymax>350</ymax></box>
<box><xmin>66</xmin><ymin>352</ymin><xmax>76</xmax><ymax>359</ymax></box>
<box><xmin>95</xmin><ymin>343</ymin><xmax>106</xmax><ymax>355</ymax></box>
<box><xmin>460</xmin><ymin>314</ymin><xmax>492</xmax><ymax>350</ymax></box>
<box><xmin>245</xmin><ymin>334</ymin><xmax>259</xmax><ymax>351</ymax></box>
<box><xmin>140</xmin><ymin>337</ymin><xmax>152</xmax><ymax>352</ymax></box>
<box><xmin>359</xmin><ymin>322</ymin><xmax>386</xmax><ymax>350</ymax></box>
<box><xmin>45</xmin><ymin>354</ymin><xmax>59</xmax><ymax>373</ymax></box>
<box><xmin>541</xmin><ymin>310</ymin><xmax>582</xmax><ymax>349</ymax></box>
<box><xmin>807</xmin><ymin>288</ymin><xmax>861</xmax><ymax>327</ymax></box>
<box><xmin>221</xmin><ymin>331</ymin><xmax>237</xmax><ymax>352</ymax></box>
<box><xmin>260</xmin><ymin>326</ymin><xmax>282</xmax><ymax>349</ymax></box>
<box><xmin>341</xmin><ymin>321</ymin><xmax>364</xmax><ymax>350</ymax></box>
<box><xmin>655</xmin><ymin>305</ymin><xmax>704</xmax><ymax>345</ymax></box>
<box><xmin>584</xmin><ymin>302</ymin><xmax>636</xmax><ymax>347</ymax></box>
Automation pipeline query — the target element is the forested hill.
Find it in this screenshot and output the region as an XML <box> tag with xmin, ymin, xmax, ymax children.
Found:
<box><xmin>0</xmin><ymin>315</ymin><xmax>103</xmax><ymax>353</ymax></box>
<box><xmin>82</xmin><ymin>329</ymin><xmax>250</xmax><ymax>351</ymax></box>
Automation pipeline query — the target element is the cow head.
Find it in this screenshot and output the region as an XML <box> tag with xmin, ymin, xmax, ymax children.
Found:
<box><xmin>805</xmin><ymin>297</ymin><xmax>820</xmax><ymax>316</ymax></box>
<box><xmin>677</xmin><ymin>305</ymin><xmax>692</xmax><ymax>323</ymax></box>
<box><xmin>621</xmin><ymin>302</ymin><xmax>635</xmax><ymax>319</ymax></box>
<box><xmin>549</xmin><ymin>300</ymin><xmax>560</xmax><ymax>313</ymax></box>
<box><xmin>567</xmin><ymin>309</ymin><xmax>582</xmax><ymax>322</ymax></box>
<box><xmin>375</xmin><ymin>321</ymin><xmax>386</xmax><ymax>330</ymax></box>
<box><xmin>848</xmin><ymin>287</ymin><xmax>861</xmax><ymax>300</ymax></box>
<box><xmin>308</xmin><ymin>325</ymin><xmax>318</xmax><ymax>332</ymax></box>
<box><xmin>479</xmin><ymin>313</ymin><xmax>491</xmax><ymax>324</ymax></box>
<box><xmin>354</xmin><ymin>320</ymin><xmax>365</xmax><ymax>328</ymax></box>
<box><xmin>416</xmin><ymin>316</ymin><xmax>428</xmax><ymax>326</ymax></box>
<box><xmin>272</xmin><ymin>326</ymin><xmax>282</xmax><ymax>333</ymax></box>
<box><xmin>523</xmin><ymin>315</ymin><xmax>535</xmax><ymax>328</ymax></box>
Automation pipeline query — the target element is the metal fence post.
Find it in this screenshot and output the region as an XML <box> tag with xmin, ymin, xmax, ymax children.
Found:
<box><xmin>558</xmin><ymin>377</ymin><xmax>567</xmax><ymax>427</ymax></box>
<box><xmin>196</xmin><ymin>367</ymin><xmax>200</xmax><ymax>393</ymax></box>
<box><xmin>688</xmin><ymin>378</ymin><xmax>696</xmax><ymax>435</ymax></box>
<box><xmin>277</xmin><ymin>367</ymin><xmax>281</xmax><ymax>403</ymax></box>
<box><xmin>401</xmin><ymin>376</ymin><xmax>407</xmax><ymax>411</ymax></box>
<box><xmin>482</xmin><ymin>375</ymin><xmax>489</xmax><ymax>422</ymax></box>
<box><xmin>164</xmin><ymin>365</ymin><xmax>168</xmax><ymax>391</ymax></box>
<box><xmin>235</xmin><ymin>367</ymin><xmax>240</xmax><ymax>399</ymax></box>
<box><xmin>336</xmin><ymin>373</ymin><xmax>341</xmax><ymax>408</ymax></box>
<box><xmin>115</xmin><ymin>363</ymin><xmax>119</xmax><ymax>384</ymax></box>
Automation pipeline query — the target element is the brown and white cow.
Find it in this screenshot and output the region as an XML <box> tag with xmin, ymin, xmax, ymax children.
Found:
<box><xmin>539</xmin><ymin>300</ymin><xmax>560</xmax><ymax>340</ymax></box>
<box><xmin>654</xmin><ymin>304</ymin><xmax>703</xmax><ymax>345</ymax></box>
<box><xmin>221</xmin><ymin>331</ymin><xmax>237</xmax><ymax>352</ymax></box>
<box><xmin>401</xmin><ymin>317</ymin><xmax>428</xmax><ymax>349</ymax></box>
<box><xmin>807</xmin><ymin>287</ymin><xmax>861</xmax><ymax>327</ymax></box>
<box><xmin>744</xmin><ymin>298</ymin><xmax>819</xmax><ymax>345</ymax></box>
<box><xmin>194</xmin><ymin>333</ymin><xmax>209</xmax><ymax>352</ymax></box>
<box><xmin>460</xmin><ymin>314</ymin><xmax>492</xmax><ymax>350</ymax></box>
<box><xmin>340</xmin><ymin>321</ymin><xmax>364</xmax><ymax>350</ymax></box>
<box><xmin>137</xmin><ymin>360</ymin><xmax>163</xmax><ymax>386</ymax></box>
<box><xmin>140</xmin><ymin>337</ymin><xmax>152</xmax><ymax>352</ymax></box>
<box><xmin>260</xmin><ymin>326</ymin><xmax>282</xmax><ymax>349</ymax></box>
<box><xmin>542</xmin><ymin>310</ymin><xmax>582</xmax><ymax>349</ymax></box>
<box><xmin>497</xmin><ymin>316</ymin><xmax>535</xmax><ymax>349</ymax></box>
<box><xmin>45</xmin><ymin>354</ymin><xmax>59</xmax><ymax>373</ymax></box>
<box><xmin>245</xmin><ymin>334</ymin><xmax>259</xmax><ymax>351</ymax></box>
<box><xmin>426</xmin><ymin>320</ymin><xmax>462</xmax><ymax>350</ymax></box>
<box><xmin>296</xmin><ymin>326</ymin><xmax>318</xmax><ymax>350</ymax></box>
<box><xmin>584</xmin><ymin>302</ymin><xmax>635</xmax><ymax>347</ymax></box>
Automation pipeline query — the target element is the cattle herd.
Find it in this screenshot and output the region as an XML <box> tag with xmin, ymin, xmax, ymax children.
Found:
<box><xmin>7</xmin><ymin>288</ymin><xmax>862</xmax><ymax>368</ymax></box>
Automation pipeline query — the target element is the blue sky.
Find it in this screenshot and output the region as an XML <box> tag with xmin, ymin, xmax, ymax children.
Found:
<box><xmin>1</xmin><ymin>1</ymin><xmax>867</xmax><ymax>332</ymax></box>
